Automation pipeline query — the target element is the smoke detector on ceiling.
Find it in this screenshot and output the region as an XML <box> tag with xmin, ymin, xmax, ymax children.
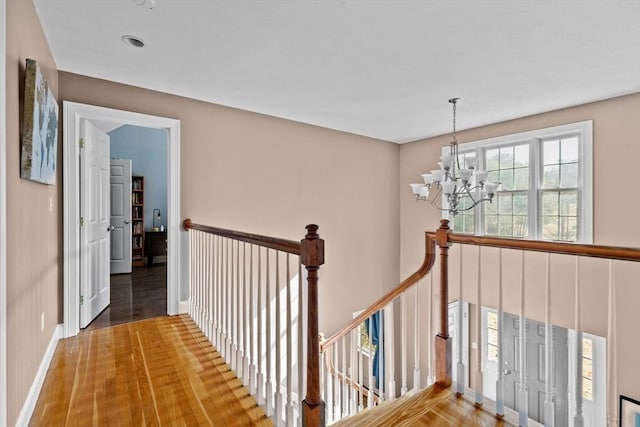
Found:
<box><xmin>132</xmin><ymin>0</ymin><xmax>156</xmax><ymax>9</ymax></box>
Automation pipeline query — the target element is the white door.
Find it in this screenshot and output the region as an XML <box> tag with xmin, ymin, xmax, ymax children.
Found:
<box><xmin>110</xmin><ymin>159</ymin><xmax>132</xmax><ymax>274</ymax></box>
<box><xmin>80</xmin><ymin>120</ymin><xmax>111</xmax><ymax>328</ymax></box>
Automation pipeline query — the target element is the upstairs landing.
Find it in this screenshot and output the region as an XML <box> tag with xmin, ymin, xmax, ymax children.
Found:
<box><xmin>332</xmin><ymin>384</ymin><xmax>512</xmax><ymax>427</ymax></box>
<box><xmin>31</xmin><ymin>315</ymin><xmax>271</xmax><ymax>426</ymax></box>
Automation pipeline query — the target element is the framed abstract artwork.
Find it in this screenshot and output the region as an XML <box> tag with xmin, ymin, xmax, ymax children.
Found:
<box><xmin>21</xmin><ymin>58</ymin><xmax>58</xmax><ymax>185</ymax></box>
<box><xmin>620</xmin><ymin>395</ymin><xmax>640</xmax><ymax>427</ymax></box>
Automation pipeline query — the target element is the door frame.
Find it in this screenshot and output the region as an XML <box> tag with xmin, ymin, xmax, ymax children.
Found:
<box><xmin>0</xmin><ymin>0</ymin><xmax>8</xmax><ymax>423</ymax></box>
<box><xmin>63</xmin><ymin>101</ymin><xmax>182</xmax><ymax>338</ymax></box>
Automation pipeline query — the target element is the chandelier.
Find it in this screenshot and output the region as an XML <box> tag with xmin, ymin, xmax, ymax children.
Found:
<box><xmin>410</xmin><ymin>98</ymin><xmax>500</xmax><ymax>216</ymax></box>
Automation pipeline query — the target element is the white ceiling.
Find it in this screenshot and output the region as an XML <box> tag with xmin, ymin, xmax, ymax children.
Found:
<box><xmin>34</xmin><ymin>0</ymin><xmax>640</xmax><ymax>143</ymax></box>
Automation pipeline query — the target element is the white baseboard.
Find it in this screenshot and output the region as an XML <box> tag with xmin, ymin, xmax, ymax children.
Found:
<box><xmin>179</xmin><ymin>300</ymin><xmax>189</xmax><ymax>314</ymax></box>
<box><xmin>15</xmin><ymin>324</ymin><xmax>62</xmax><ymax>427</ymax></box>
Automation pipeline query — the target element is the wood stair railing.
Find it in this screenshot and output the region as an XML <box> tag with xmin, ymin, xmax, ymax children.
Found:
<box><xmin>184</xmin><ymin>219</ymin><xmax>325</xmax><ymax>427</ymax></box>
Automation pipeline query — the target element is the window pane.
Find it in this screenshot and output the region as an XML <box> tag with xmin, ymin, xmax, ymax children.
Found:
<box><xmin>486</xmin><ymin>149</ymin><xmax>500</xmax><ymax>171</ymax></box>
<box><xmin>514</xmin><ymin>144</ymin><xmax>529</xmax><ymax>167</ymax></box>
<box><xmin>500</xmin><ymin>147</ymin><xmax>514</xmax><ymax>169</ymax></box>
<box><xmin>583</xmin><ymin>358</ymin><xmax>593</xmax><ymax>379</ymax></box>
<box><xmin>560</xmin><ymin>162</ymin><xmax>578</xmax><ymax>188</ymax></box>
<box><xmin>543</xmin><ymin>215</ymin><xmax>559</xmax><ymax>240</ymax></box>
<box><xmin>544</xmin><ymin>139</ymin><xmax>560</xmax><ymax>165</ymax></box>
<box><xmin>499</xmin><ymin>215</ymin><xmax>512</xmax><ymax>236</ymax></box>
<box><xmin>513</xmin><ymin>194</ymin><xmax>528</xmax><ymax>215</ymax></box>
<box><xmin>500</xmin><ymin>169</ymin><xmax>514</xmax><ymax>190</ymax></box>
<box><xmin>488</xmin><ymin>328</ymin><xmax>498</xmax><ymax>346</ymax></box>
<box><xmin>488</xmin><ymin>345</ymin><xmax>498</xmax><ymax>362</ymax></box>
<box><xmin>514</xmin><ymin>167</ymin><xmax>529</xmax><ymax>190</ymax></box>
<box><xmin>542</xmin><ymin>191</ymin><xmax>559</xmax><ymax>216</ymax></box>
<box><xmin>487</xmin><ymin>170</ymin><xmax>500</xmax><ymax>183</ymax></box>
<box><xmin>498</xmin><ymin>193</ymin><xmax>512</xmax><ymax>214</ymax></box>
<box><xmin>485</xmin><ymin>215</ymin><xmax>498</xmax><ymax>235</ymax></box>
<box><xmin>464</xmin><ymin>213</ymin><xmax>475</xmax><ymax>234</ymax></box>
<box><xmin>543</xmin><ymin>165</ymin><xmax>560</xmax><ymax>188</ymax></box>
<box><xmin>583</xmin><ymin>378</ymin><xmax>593</xmax><ymax>400</ymax></box>
<box><xmin>561</xmin><ymin>137</ymin><xmax>579</xmax><ymax>163</ymax></box>
<box><xmin>486</xmin><ymin>199</ymin><xmax>497</xmax><ymax>215</ymax></box>
<box><xmin>583</xmin><ymin>338</ymin><xmax>593</xmax><ymax>359</ymax></box>
<box><xmin>513</xmin><ymin>216</ymin><xmax>528</xmax><ymax>237</ymax></box>
<box><xmin>487</xmin><ymin>312</ymin><xmax>498</xmax><ymax>329</ymax></box>
<box><xmin>559</xmin><ymin>191</ymin><xmax>577</xmax><ymax>216</ymax></box>
<box><xmin>560</xmin><ymin>216</ymin><xmax>577</xmax><ymax>241</ymax></box>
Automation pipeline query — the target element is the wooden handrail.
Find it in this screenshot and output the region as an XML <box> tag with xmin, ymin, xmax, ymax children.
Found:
<box><xmin>321</xmin><ymin>232</ymin><xmax>437</xmax><ymax>351</ymax></box>
<box><xmin>183</xmin><ymin>218</ymin><xmax>302</xmax><ymax>255</ymax></box>
<box><xmin>429</xmin><ymin>230</ymin><xmax>640</xmax><ymax>262</ymax></box>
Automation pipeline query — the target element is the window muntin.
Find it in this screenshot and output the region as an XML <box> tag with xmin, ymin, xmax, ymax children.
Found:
<box><xmin>449</xmin><ymin>121</ymin><xmax>592</xmax><ymax>243</ymax></box>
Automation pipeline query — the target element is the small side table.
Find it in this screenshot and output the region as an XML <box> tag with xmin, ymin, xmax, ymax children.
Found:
<box><xmin>145</xmin><ymin>230</ymin><xmax>167</xmax><ymax>266</ymax></box>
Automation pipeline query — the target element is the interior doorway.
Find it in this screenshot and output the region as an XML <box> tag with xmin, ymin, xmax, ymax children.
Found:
<box><xmin>63</xmin><ymin>101</ymin><xmax>182</xmax><ymax>338</ymax></box>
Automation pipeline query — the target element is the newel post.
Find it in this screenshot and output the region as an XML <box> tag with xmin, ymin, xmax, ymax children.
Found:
<box><xmin>435</xmin><ymin>219</ymin><xmax>452</xmax><ymax>386</ymax></box>
<box><xmin>301</xmin><ymin>224</ymin><xmax>325</xmax><ymax>427</ymax></box>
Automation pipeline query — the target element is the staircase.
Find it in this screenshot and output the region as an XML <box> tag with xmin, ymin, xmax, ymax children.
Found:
<box><xmin>184</xmin><ymin>218</ymin><xmax>640</xmax><ymax>426</ymax></box>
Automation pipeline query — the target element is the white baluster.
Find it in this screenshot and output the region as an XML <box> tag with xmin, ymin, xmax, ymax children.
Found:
<box><xmin>496</xmin><ymin>249</ymin><xmax>505</xmax><ymax>416</ymax></box>
<box><xmin>286</xmin><ymin>254</ymin><xmax>294</xmax><ymax>427</ymax></box>
<box><xmin>349</xmin><ymin>329</ymin><xmax>357</xmax><ymax>415</ymax></box>
<box><xmin>401</xmin><ymin>293</ymin><xmax>407</xmax><ymax>396</ymax></box>
<box><xmin>428</xmin><ymin>272</ymin><xmax>434</xmax><ymax>385</ymax></box>
<box><xmin>457</xmin><ymin>248</ymin><xmax>465</xmax><ymax>395</ymax></box>
<box><xmin>544</xmin><ymin>253</ymin><xmax>555</xmax><ymax>426</ymax></box>
<box><xmin>574</xmin><ymin>257</ymin><xmax>584</xmax><ymax>427</ymax></box>
<box><xmin>222</xmin><ymin>238</ymin><xmax>228</xmax><ymax>359</ymax></box>
<box><xmin>367</xmin><ymin>316</ymin><xmax>373</xmax><ymax>409</ymax></box>
<box><xmin>250</xmin><ymin>245</ymin><xmax>257</xmax><ymax>395</ymax></box>
<box><xmin>607</xmin><ymin>260</ymin><xmax>617</xmax><ymax>427</ymax></box>
<box><xmin>413</xmin><ymin>281</ymin><xmax>421</xmax><ymax>391</ymax></box>
<box><xmin>358</xmin><ymin>324</ymin><xmax>364</xmax><ymax>411</ymax></box>
<box><xmin>188</xmin><ymin>230</ymin><xmax>194</xmax><ymax>317</ymax></box>
<box><xmin>333</xmin><ymin>344</ymin><xmax>339</xmax><ymax>419</ymax></box>
<box><xmin>206</xmin><ymin>234</ymin><xmax>213</xmax><ymax>341</ymax></box>
<box><xmin>242</xmin><ymin>242</ymin><xmax>249</xmax><ymax>386</ymax></box>
<box><xmin>231</xmin><ymin>241</ymin><xmax>238</xmax><ymax>371</ymax></box>
<box><xmin>257</xmin><ymin>247</ymin><xmax>264</xmax><ymax>405</ymax></box>
<box><xmin>235</xmin><ymin>241</ymin><xmax>241</xmax><ymax>375</ymax></box>
<box><xmin>518</xmin><ymin>251</ymin><xmax>528</xmax><ymax>426</ymax></box>
<box><xmin>341</xmin><ymin>336</ymin><xmax>347</xmax><ymax>417</ymax></box>
<box><xmin>297</xmin><ymin>260</ymin><xmax>304</xmax><ymax>425</ymax></box>
<box><xmin>266</xmin><ymin>250</ymin><xmax>273</xmax><ymax>417</ymax></box>
<box><xmin>275</xmin><ymin>252</ymin><xmax>282</xmax><ymax>425</ymax></box>
<box><xmin>475</xmin><ymin>246</ymin><xmax>483</xmax><ymax>405</ymax></box>
<box><xmin>194</xmin><ymin>231</ymin><xmax>200</xmax><ymax>327</ymax></box>
<box><xmin>378</xmin><ymin>309</ymin><xmax>384</xmax><ymax>401</ymax></box>
<box><xmin>217</xmin><ymin>236</ymin><xmax>223</xmax><ymax>350</ymax></box>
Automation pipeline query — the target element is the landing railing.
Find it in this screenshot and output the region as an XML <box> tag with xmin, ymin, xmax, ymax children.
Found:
<box><xmin>431</xmin><ymin>219</ymin><xmax>640</xmax><ymax>427</ymax></box>
<box><xmin>183</xmin><ymin>219</ymin><xmax>325</xmax><ymax>427</ymax></box>
<box><xmin>321</xmin><ymin>219</ymin><xmax>640</xmax><ymax>426</ymax></box>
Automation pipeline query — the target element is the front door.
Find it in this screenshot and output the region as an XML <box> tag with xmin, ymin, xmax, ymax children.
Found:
<box><xmin>110</xmin><ymin>159</ymin><xmax>132</xmax><ymax>274</ymax></box>
<box><xmin>80</xmin><ymin>120</ymin><xmax>111</xmax><ymax>328</ymax></box>
<box><xmin>503</xmin><ymin>313</ymin><xmax>569</xmax><ymax>425</ymax></box>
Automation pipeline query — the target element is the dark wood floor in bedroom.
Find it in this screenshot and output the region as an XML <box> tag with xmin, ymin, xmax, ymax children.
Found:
<box><xmin>84</xmin><ymin>264</ymin><xmax>167</xmax><ymax>331</ymax></box>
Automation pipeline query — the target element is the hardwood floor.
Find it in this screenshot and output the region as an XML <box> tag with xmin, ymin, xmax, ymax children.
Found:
<box><xmin>332</xmin><ymin>384</ymin><xmax>512</xmax><ymax>427</ymax></box>
<box><xmin>84</xmin><ymin>265</ymin><xmax>167</xmax><ymax>331</ymax></box>
<box><xmin>31</xmin><ymin>315</ymin><xmax>272</xmax><ymax>426</ymax></box>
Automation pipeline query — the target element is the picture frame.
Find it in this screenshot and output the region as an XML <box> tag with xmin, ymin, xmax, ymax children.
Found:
<box><xmin>21</xmin><ymin>58</ymin><xmax>58</xmax><ymax>185</ymax></box>
<box><xmin>620</xmin><ymin>395</ymin><xmax>640</xmax><ymax>427</ymax></box>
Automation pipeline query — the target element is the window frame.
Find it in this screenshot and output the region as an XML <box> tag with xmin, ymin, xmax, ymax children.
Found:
<box><xmin>444</xmin><ymin>120</ymin><xmax>593</xmax><ymax>243</ymax></box>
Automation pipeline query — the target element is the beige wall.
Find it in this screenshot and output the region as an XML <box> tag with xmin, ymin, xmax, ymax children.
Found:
<box><xmin>399</xmin><ymin>92</ymin><xmax>640</xmax><ymax>398</ymax></box>
<box><xmin>6</xmin><ymin>0</ymin><xmax>60</xmax><ymax>423</ymax></box>
<box><xmin>58</xmin><ymin>72</ymin><xmax>401</xmax><ymax>336</ymax></box>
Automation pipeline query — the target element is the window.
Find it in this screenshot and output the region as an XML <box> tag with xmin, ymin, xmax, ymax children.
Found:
<box><xmin>486</xmin><ymin>311</ymin><xmax>499</xmax><ymax>362</ymax></box>
<box><xmin>582</xmin><ymin>336</ymin><xmax>593</xmax><ymax>400</ymax></box>
<box><xmin>450</xmin><ymin>121</ymin><xmax>592</xmax><ymax>243</ymax></box>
